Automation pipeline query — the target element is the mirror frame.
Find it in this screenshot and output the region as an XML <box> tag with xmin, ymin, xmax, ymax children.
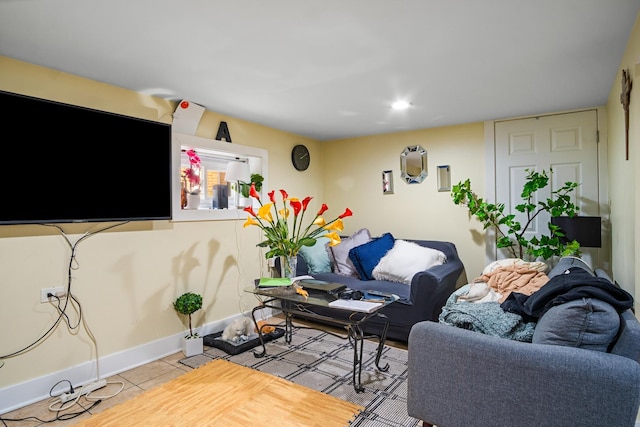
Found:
<box><xmin>400</xmin><ymin>145</ymin><xmax>428</xmax><ymax>184</ymax></box>
<box><xmin>437</xmin><ymin>165</ymin><xmax>451</xmax><ymax>191</ymax></box>
<box><xmin>382</xmin><ymin>170</ymin><xmax>394</xmax><ymax>194</ymax></box>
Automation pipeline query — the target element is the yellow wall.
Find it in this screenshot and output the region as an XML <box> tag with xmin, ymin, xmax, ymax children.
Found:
<box><xmin>0</xmin><ymin>56</ymin><xmax>321</xmax><ymax>388</ymax></box>
<box><xmin>606</xmin><ymin>12</ymin><xmax>640</xmax><ymax>311</ymax></box>
<box><xmin>322</xmin><ymin>124</ymin><xmax>486</xmax><ymax>279</ymax></box>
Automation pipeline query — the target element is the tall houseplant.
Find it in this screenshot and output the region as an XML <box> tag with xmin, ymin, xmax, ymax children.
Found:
<box><xmin>451</xmin><ymin>168</ymin><xmax>581</xmax><ymax>261</ymax></box>
<box><xmin>173</xmin><ymin>292</ymin><xmax>203</xmax><ymax>356</ymax></box>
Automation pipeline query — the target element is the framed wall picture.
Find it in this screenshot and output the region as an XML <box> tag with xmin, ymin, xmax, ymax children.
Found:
<box><xmin>437</xmin><ymin>165</ymin><xmax>451</xmax><ymax>192</ymax></box>
<box><xmin>382</xmin><ymin>170</ymin><xmax>394</xmax><ymax>194</ymax></box>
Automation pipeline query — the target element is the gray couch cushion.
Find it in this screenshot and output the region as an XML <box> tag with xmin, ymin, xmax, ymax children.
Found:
<box><xmin>611</xmin><ymin>310</ymin><xmax>640</xmax><ymax>361</ymax></box>
<box><xmin>532</xmin><ymin>298</ymin><xmax>620</xmax><ymax>352</ymax></box>
<box><xmin>328</xmin><ymin>228</ymin><xmax>371</xmax><ymax>277</ymax></box>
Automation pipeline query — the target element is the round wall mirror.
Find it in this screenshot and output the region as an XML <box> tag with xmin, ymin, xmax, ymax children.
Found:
<box><xmin>400</xmin><ymin>145</ymin><xmax>428</xmax><ymax>184</ymax></box>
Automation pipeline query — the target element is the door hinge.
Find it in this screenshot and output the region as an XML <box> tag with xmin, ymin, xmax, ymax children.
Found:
<box><xmin>596</xmin><ymin>130</ymin><xmax>600</xmax><ymax>143</ymax></box>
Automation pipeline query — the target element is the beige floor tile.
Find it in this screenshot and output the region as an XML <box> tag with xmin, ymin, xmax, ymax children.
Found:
<box><xmin>116</xmin><ymin>359</ymin><xmax>176</xmax><ymax>386</ymax></box>
<box><xmin>137</xmin><ymin>366</ymin><xmax>190</xmax><ymax>391</ymax></box>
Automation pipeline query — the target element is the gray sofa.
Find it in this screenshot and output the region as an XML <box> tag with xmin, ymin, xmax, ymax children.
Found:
<box><xmin>407</xmin><ymin>258</ymin><xmax>640</xmax><ymax>427</ymax></box>
<box><xmin>289</xmin><ymin>239</ymin><xmax>466</xmax><ymax>342</ymax></box>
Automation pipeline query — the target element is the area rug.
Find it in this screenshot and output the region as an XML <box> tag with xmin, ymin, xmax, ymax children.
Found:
<box><xmin>71</xmin><ymin>359</ymin><xmax>362</xmax><ymax>427</ymax></box>
<box><xmin>180</xmin><ymin>326</ymin><xmax>421</xmax><ymax>426</ymax></box>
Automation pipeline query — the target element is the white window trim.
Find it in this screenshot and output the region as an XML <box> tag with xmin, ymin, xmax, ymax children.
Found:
<box><xmin>171</xmin><ymin>132</ymin><xmax>268</xmax><ymax>222</ymax></box>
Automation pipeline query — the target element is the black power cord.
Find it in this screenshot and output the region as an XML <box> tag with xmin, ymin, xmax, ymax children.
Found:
<box><xmin>0</xmin><ymin>399</ymin><xmax>102</xmax><ymax>425</ymax></box>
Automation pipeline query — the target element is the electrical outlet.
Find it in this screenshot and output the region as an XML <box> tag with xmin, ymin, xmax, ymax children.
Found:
<box><xmin>40</xmin><ymin>287</ymin><xmax>65</xmax><ymax>303</ymax></box>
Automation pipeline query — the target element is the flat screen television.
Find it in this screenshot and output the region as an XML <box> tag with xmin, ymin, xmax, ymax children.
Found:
<box><xmin>0</xmin><ymin>90</ymin><xmax>173</xmax><ymax>225</ymax></box>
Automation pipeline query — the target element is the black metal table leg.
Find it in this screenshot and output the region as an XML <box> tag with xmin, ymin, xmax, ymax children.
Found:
<box><xmin>374</xmin><ymin>313</ymin><xmax>390</xmax><ymax>372</ymax></box>
<box><xmin>284</xmin><ymin>312</ymin><xmax>294</xmax><ymax>344</ymax></box>
<box><xmin>251</xmin><ymin>305</ymin><xmax>267</xmax><ymax>358</ymax></box>
<box><xmin>348</xmin><ymin>325</ymin><xmax>366</xmax><ymax>393</ymax></box>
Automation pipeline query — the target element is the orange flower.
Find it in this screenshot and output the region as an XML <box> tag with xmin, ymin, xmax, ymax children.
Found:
<box><xmin>249</xmin><ymin>184</ymin><xmax>260</xmax><ymax>200</ymax></box>
<box><xmin>339</xmin><ymin>208</ymin><xmax>353</xmax><ymax>219</ymax></box>
<box><xmin>243</xmin><ymin>188</ymin><xmax>352</xmax><ymax>259</ymax></box>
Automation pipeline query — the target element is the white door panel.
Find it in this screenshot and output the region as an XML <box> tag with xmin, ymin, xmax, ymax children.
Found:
<box><xmin>494</xmin><ymin>110</ymin><xmax>599</xmax><ymax>261</ymax></box>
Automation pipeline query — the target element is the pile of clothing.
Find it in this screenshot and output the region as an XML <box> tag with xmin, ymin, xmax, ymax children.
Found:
<box><xmin>440</xmin><ymin>257</ymin><xmax>634</xmax><ymax>342</ymax></box>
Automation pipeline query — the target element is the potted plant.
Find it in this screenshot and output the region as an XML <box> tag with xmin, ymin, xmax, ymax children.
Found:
<box><xmin>239</xmin><ymin>173</ymin><xmax>264</xmax><ymax>208</ymax></box>
<box><xmin>173</xmin><ymin>292</ymin><xmax>203</xmax><ymax>357</ymax></box>
<box><xmin>451</xmin><ymin>168</ymin><xmax>581</xmax><ymax>262</ymax></box>
<box><xmin>182</xmin><ymin>149</ymin><xmax>201</xmax><ymax>210</ymax></box>
<box><xmin>242</xmin><ymin>185</ymin><xmax>352</xmax><ymax>278</ymax></box>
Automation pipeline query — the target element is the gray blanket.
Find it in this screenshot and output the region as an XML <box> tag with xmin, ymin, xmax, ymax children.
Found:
<box><xmin>439</xmin><ymin>285</ymin><xmax>536</xmax><ymax>342</ymax></box>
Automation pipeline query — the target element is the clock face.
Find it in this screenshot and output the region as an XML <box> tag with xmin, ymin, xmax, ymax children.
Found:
<box><xmin>291</xmin><ymin>144</ymin><xmax>310</xmax><ymax>171</ymax></box>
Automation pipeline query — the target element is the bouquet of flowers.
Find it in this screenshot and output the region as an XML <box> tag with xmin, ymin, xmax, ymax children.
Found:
<box><xmin>242</xmin><ymin>185</ymin><xmax>352</xmax><ymax>259</ymax></box>
<box><xmin>182</xmin><ymin>149</ymin><xmax>201</xmax><ymax>195</ymax></box>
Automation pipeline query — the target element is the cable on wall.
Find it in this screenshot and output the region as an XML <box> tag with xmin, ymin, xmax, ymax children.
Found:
<box><xmin>0</xmin><ymin>222</ymin><xmax>129</xmax><ymax>416</ymax></box>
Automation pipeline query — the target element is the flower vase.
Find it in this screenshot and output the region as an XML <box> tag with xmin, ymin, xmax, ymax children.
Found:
<box><xmin>185</xmin><ymin>193</ymin><xmax>200</xmax><ymax>210</ymax></box>
<box><xmin>280</xmin><ymin>255</ymin><xmax>298</xmax><ymax>279</ymax></box>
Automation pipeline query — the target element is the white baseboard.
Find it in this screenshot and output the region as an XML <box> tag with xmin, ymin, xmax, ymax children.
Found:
<box><xmin>0</xmin><ymin>311</ymin><xmax>272</xmax><ymax>414</ymax></box>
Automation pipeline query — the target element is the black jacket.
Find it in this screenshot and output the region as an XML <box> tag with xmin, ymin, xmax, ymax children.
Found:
<box><xmin>501</xmin><ymin>267</ymin><xmax>634</xmax><ymax>322</ymax></box>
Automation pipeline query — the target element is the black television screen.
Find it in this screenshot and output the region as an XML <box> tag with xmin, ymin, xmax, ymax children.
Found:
<box><xmin>0</xmin><ymin>90</ymin><xmax>173</xmax><ymax>224</ymax></box>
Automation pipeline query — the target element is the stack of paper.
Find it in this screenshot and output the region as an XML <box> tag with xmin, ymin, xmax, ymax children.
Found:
<box><xmin>328</xmin><ymin>299</ymin><xmax>383</xmax><ymax>313</ymax></box>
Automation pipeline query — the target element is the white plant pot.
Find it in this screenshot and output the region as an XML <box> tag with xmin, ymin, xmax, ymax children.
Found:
<box><xmin>238</xmin><ymin>196</ymin><xmax>252</xmax><ymax>209</ymax></box>
<box><xmin>182</xmin><ymin>336</ymin><xmax>203</xmax><ymax>357</ymax></box>
<box><xmin>185</xmin><ymin>193</ymin><xmax>200</xmax><ymax>210</ymax></box>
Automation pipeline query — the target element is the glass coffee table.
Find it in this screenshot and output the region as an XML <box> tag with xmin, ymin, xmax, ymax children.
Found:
<box><xmin>245</xmin><ymin>281</ymin><xmax>398</xmax><ymax>392</ymax></box>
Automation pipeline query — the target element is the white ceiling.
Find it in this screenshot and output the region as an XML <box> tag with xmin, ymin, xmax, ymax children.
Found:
<box><xmin>1</xmin><ymin>0</ymin><xmax>638</xmax><ymax>141</ymax></box>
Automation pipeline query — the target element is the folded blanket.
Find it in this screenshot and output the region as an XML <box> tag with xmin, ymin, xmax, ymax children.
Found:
<box><xmin>439</xmin><ymin>285</ymin><xmax>536</xmax><ymax>342</ymax></box>
<box><xmin>473</xmin><ymin>264</ymin><xmax>549</xmax><ymax>302</ymax></box>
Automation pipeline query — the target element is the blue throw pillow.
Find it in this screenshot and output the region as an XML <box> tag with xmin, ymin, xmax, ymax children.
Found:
<box><xmin>348</xmin><ymin>232</ymin><xmax>395</xmax><ymax>280</ymax></box>
<box><xmin>299</xmin><ymin>235</ymin><xmax>332</xmax><ymax>274</ymax></box>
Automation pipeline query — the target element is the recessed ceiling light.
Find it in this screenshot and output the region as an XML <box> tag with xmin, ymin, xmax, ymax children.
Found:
<box><xmin>391</xmin><ymin>100</ymin><xmax>411</xmax><ymax>110</ymax></box>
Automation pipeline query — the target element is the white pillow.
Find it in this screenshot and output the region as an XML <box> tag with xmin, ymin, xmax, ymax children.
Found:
<box><xmin>372</xmin><ymin>240</ymin><xmax>447</xmax><ymax>284</ymax></box>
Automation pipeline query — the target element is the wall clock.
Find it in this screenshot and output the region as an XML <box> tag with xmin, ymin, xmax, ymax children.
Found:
<box><xmin>291</xmin><ymin>144</ymin><xmax>310</xmax><ymax>171</ymax></box>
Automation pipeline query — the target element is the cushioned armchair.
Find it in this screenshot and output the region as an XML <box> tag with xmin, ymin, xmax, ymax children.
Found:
<box><xmin>407</xmin><ymin>309</ymin><xmax>640</xmax><ymax>427</ymax></box>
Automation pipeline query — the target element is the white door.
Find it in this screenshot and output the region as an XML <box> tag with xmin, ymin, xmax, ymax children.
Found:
<box><xmin>493</xmin><ymin>110</ymin><xmax>601</xmax><ymax>265</ymax></box>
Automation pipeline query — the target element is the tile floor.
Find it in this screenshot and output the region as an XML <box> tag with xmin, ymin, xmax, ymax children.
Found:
<box><xmin>0</xmin><ymin>319</ymin><xmax>407</xmax><ymax>426</ymax></box>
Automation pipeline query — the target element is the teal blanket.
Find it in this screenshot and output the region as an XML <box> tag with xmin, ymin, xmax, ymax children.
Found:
<box><xmin>439</xmin><ymin>285</ymin><xmax>536</xmax><ymax>342</ymax></box>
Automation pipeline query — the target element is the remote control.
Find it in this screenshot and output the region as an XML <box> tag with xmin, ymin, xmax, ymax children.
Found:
<box><xmin>365</xmin><ymin>290</ymin><xmax>394</xmax><ymax>299</ymax></box>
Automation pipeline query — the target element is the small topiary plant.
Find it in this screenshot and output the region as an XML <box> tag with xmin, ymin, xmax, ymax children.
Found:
<box><xmin>451</xmin><ymin>168</ymin><xmax>581</xmax><ymax>260</ymax></box>
<box><xmin>173</xmin><ymin>292</ymin><xmax>203</xmax><ymax>339</ymax></box>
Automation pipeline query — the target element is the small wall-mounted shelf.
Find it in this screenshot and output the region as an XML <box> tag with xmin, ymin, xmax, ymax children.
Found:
<box><xmin>172</xmin><ymin>133</ymin><xmax>268</xmax><ymax>222</ymax></box>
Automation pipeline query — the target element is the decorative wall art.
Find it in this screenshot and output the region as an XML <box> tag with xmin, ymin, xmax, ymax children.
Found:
<box><xmin>437</xmin><ymin>165</ymin><xmax>451</xmax><ymax>192</ymax></box>
<box><xmin>620</xmin><ymin>68</ymin><xmax>632</xmax><ymax>161</ymax></box>
<box><xmin>382</xmin><ymin>170</ymin><xmax>394</xmax><ymax>194</ymax></box>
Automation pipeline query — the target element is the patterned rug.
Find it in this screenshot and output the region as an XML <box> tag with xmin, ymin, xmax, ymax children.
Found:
<box><xmin>180</xmin><ymin>325</ymin><xmax>420</xmax><ymax>427</ymax></box>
